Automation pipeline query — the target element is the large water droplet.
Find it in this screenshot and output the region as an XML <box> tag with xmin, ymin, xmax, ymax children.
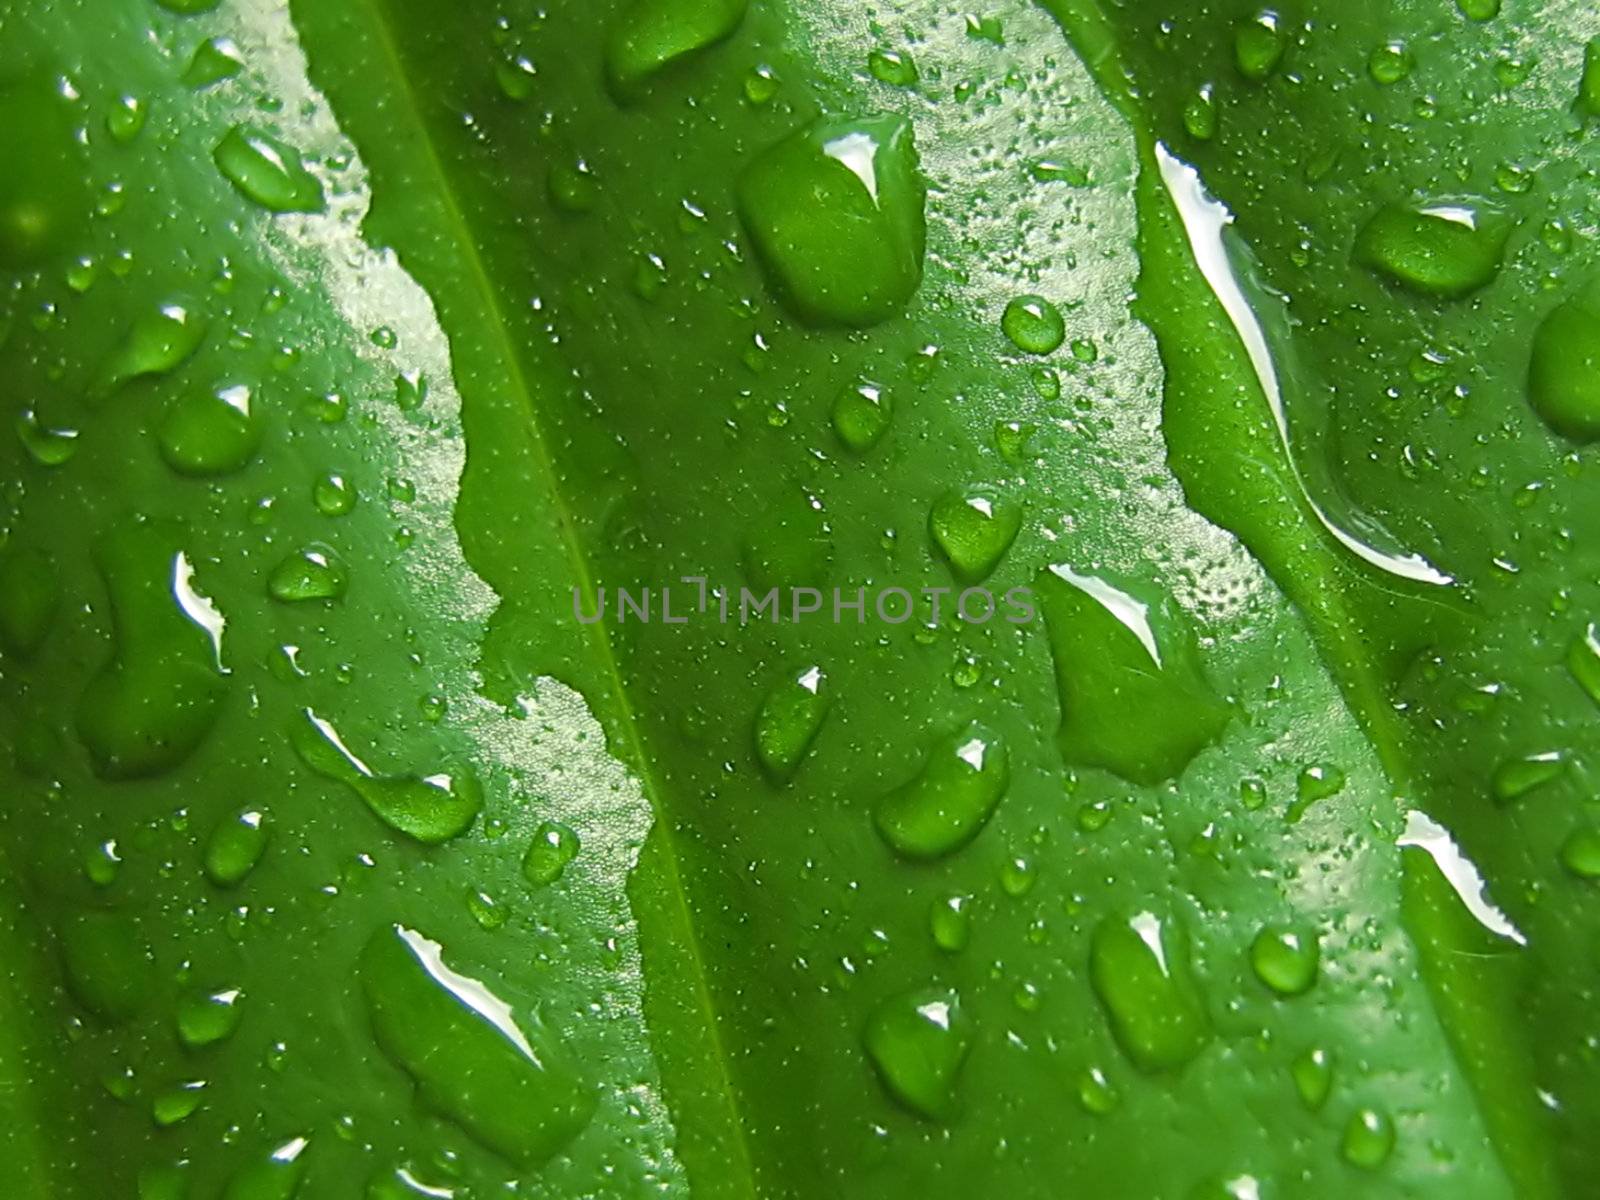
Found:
<box><xmin>360</xmin><ymin>925</ymin><xmax>595</xmax><ymax>1165</ymax></box>
<box><xmin>16</xmin><ymin>407</ymin><xmax>80</xmax><ymax>466</ymax></box>
<box><xmin>221</xmin><ymin>1137</ymin><xmax>310</xmax><ymax>1200</ymax></box>
<box><xmin>1090</xmin><ymin>910</ymin><xmax>1210</xmax><ymax>1072</ymax></box>
<box><xmin>738</xmin><ymin>114</ymin><xmax>925</xmax><ymax>327</ymax></box>
<box><xmin>754</xmin><ymin>665</ymin><xmax>830</xmax><ymax>781</ymax></box>
<box><xmin>0</xmin><ymin>81</ymin><xmax>88</xmax><ymax>268</ymax></box>
<box><xmin>873</xmin><ymin>722</ymin><xmax>1009</xmax><ymax>860</ymax></box>
<box><xmin>77</xmin><ymin>523</ymin><xmax>227</xmax><ymax>779</ymax></box>
<box><xmin>1249</xmin><ymin>925</ymin><xmax>1319</xmax><ymax>996</ymax></box>
<box><xmin>60</xmin><ymin>912</ymin><xmax>152</xmax><ymax>1022</ymax></box>
<box><xmin>1354</xmin><ymin>202</ymin><xmax>1507</xmax><ymax>299</ymax></box>
<box><xmin>605</xmin><ymin>0</ymin><xmax>748</xmax><ymax>98</ymax></box>
<box><xmin>1528</xmin><ymin>288</ymin><xmax>1600</xmax><ymax>441</ymax></box>
<box><xmin>290</xmin><ymin>708</ymin><xmax>481</xmax><ymax>844</ymax></box>
<box><xmin>94</xmin><ymin>302</ymin><xmax>207</xmax><ymax>398</ymax></box>
<box><xmin>1492</xmin><ymin>750</ymin><xmax>1565</xmax><ymax>803</ymax></box>
<box><xmin>0</xmin><ymin>547</ymin><xmax>58</xmax><ymax>659</ymax></box>
<box><xmin>862</xmin><ymin>987</ymin><xmax>971</xmax><ymax>1120</ymax></box>
<box><xmin>213</xmin><ymin>126</ymin><xmax>326</xmax><ymax>214</ymax></box>
<box><xmin>1040</xmin><ymin>565</ymin><xmax>1228</xmax><ymax>784</ymax></box>
<box><xmin>929</xmin><ymin>487</ymin><xmax>1022</xmax><ymax>584</ymax></box>
<box><xmin>159</xmin><ymin>384</ymin><xmax>260</xmax><ymax>477</ymax></box>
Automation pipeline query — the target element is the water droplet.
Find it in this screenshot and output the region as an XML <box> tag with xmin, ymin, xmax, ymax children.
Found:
<box><xmin>313</xmin><ymin>472</ymin><xmax>356</xmax><ymax>516</ymax></box>
<box><xmin>1559</xmin><ymin>826</ymin><xmax>1600</xmax><ymax>879</ymax></box>
<box><xmin>862</xmin><ymin>987</ymin><xmax>971</xmax><ymax>1120</ymax></box>
<box><xmin>1580</xmin><ymin>39</ymin><xmax>1600</xmax><ymax>117</ymax></box>
<box><xmin>360</xmin><ymin>925</ymin><xmax>595</xmax><ymax>1164</ymax></box>
<box><xmin>158</xmin><ymin>384</ymin><xmax>259</xmax><ymax>477</ymax></box>
<box><xmin>754</xmin><ymin>665</ymin><xmax>830</xmax><ymax>781</ymax></box>
<box><xmin>185</xmin><ymin>37</ymin><xmax>244</xmax><ymax>89</ymax></box>
<box><xmin>1292</xmin><ymin>1046</ymin><xmax>1332</xmax><ymax>1109</ymax></box>
<box><xmin>0</xmin><ymin>547</ymin><xmax>59</xmax><ymax>659</ymax></box>
<box><xmin>268</xmin><ymin>545</ymin><xmax>349</xmax><ymax>603</ymax></box>
<box><xmin>1030</xmin><ymin>159</ymin><xmax>1090</xmax><ymax>186</ymax></box>
<box><xmin>1089</xmin><ymin>910</ymin><xmax>1210</xmax><ymax>1072</ymax></box>
<box><xmin>1250</xmin><ymin>925</ymin><xmax>1319</xmax><ymax>995</ymax></box>
<box><xmin>1183</xmin><ymin>83</ymin><xmax>1218</xmax><ymax>140</ymax></box>
<box><xmin>965</xmin><ymin>14</ymin><xmax>1004</xmax><ymax>44</ymax></box>
<box><xmin>929</xmin><ymin>487</ymin><xmax>1022</xmax><ymax>583</ymax></box>
<box><xmin>1528</xmin><ymin>289</ymin><xmax>1600</xmax><ymax>442</ymax></box>
<box><xmin>60</xmin><ymin>912</ymin><xmax>152</xmax><ymax>1021</ymax></box>
<box><xmin>1341</xmin><ymin>1107</ymin><xmax>1396</xmax><ymax>1169</ymax></box>
<box><xmin>106</xmin><ymin>95</ymin><xmax>148</xmax><ymax>143</ymax></box>
<box><xmin>547</xmin><ymin>159</ymin><xmax>599</xmax><ymax>214</ymax></box>
<box><xmin>204</xmin><ymin>808</ymin><xmax>269</xmax><ymax>887</ymax></box>
<box><xmin>94</xmin><ymin>302</ymin><xmax>208</xmax><ymax>397</ymax></box>
<box><xmin>873</xmin><ymin>722</ymin><xmax>1010</xmax><ymax>860</ymax></box>
<box><xmin>0</xmin><ymin>81</ymin><xmax>88</xmax><ymax>268</ymax></box>
<box><xmin>1367</xmin><ymin>41</ymin><xmax>1413</xmax><ymax>84</ymax></box>
<box><xmin>1239</xmin><ymin>776</ymin><xmax>1267</xmax><ymax>811</ymax></box>
<box><xmin>605</xmin><ymin>0</ymin><xmax>748</xmax><ymax>97</ymax></box>
<box><xmin>928</xmin><ymin>894</ymin><xmax>971</xmax><ymax>952</ymax></box>
<box><xmin>738</xmin><ymin>114</ymin><xmax>925</xmax><ymax>327</ymax></box>
<box><xmin>84</xmin><ymin>839</ymin><xmax>121</xmax><ymax>887</ymax></box>
<box><xmin>1076</xmin><ymin>1065</ymin><xmax>1119</xmax><ymax>1114</ymax></box>
<box><xmin>290</xmin><ymin>709</ymin><xmax>481</xmax><ymax>844</ymax></box>
<box><xmin>153</xmin><ymin>1080</ymin><xmax>207</xmax><ymax>1126</ymax></box>
<box><xmin>214</xmin><ymin>126</ymin><xmax>326</xmax><ymax>214</ymax></box>
<box><xmin>1569</xmin><ymin>629</ymin><xmax>1600</xmax><ymax>705</ymax></box>
<box><xmin>1040</xmin><ymin>565</ymin><xmax>1228</xmax><ymax>784</ymax></box>
<box><xmin>999</xmin><ymin>854</ymin><xmax>1037</xmax><ymax>897</ymax></box>
<box><xmin>1234</xmin><ymin>11</ymin><xmax>1286</xmax><ymax>81</ymax></box>
<box><xmin>868</xmin><ymin>48</ymin><xmax>918</xmax><ymax>87</ymax></box>
<box><xmin>832</xmin><ymin>380</ymin><xmax>893</xmax><ymax>452</ymax></box>
<box><xmin>1000</xmin><ymin>294</ymin><xmax>1065</xmax><ymax>355</ymax></box>
<box><xmin>496</xmin><ymin>55</ymin><xmax>538</xmax><ymax>102</ymax></box>
<box><xmin>77</xmin><ymin>523</ymin><xmax>227</xmax><ymax>780</ymax></box>
<box><xmin>1354</xmin><ymin>201</ymin><xmax>1507</xmax><ymax>299</ymax></box>
<box><xmin>742</xmin><ymin>64</ymin><xmax>779</xmax><ymax>105</ymax></box>
<box><xmin>220</xmin><ymin>1136</ymin><xmax>310</xmax><ymax>1200</ymax></box>
<box><xmin>1492</xmin><ymin>750</ymin><xmax>1565</xmax><ymax>803</ymax></box>
<box><xmin>522</xmin><ymin>821</ymin><xmax>580</xmax><ymax>887</ymax></box>
<box><xmin>177</xmin><ymin>987</ymin><xmax>242</xmax><ymax>1049</ymax></box>
<box><xmin>1457</xmin><ymin>0</ymin><xmax>1500</xmax><ymax>19</ymax></box>
<box><xmin>1288</xmin><ymin>762</ymin><xmax>1345</xmax><ymax>821</ymax></box>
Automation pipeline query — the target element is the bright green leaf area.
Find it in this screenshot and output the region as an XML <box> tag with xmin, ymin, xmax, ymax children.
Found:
<box><xmin>0</xmin><ymin>0</ymin><xmax>1596</xmax><ymax>1197</ymax></box>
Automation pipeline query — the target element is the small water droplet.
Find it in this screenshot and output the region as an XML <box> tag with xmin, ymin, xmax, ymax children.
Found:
<box><xmin>547</xmin><ymin>159</ymin><xmax>599</xmax><ymax>214</ymax></box>
<box><xmin>743</xmin><ymin>63</ymin><xmax>780</xmax><ymax>105</ymax></box>
<box><xmin>204</xmin><ymin>808</ymin><xmax>269</xmax><ymax>887</ymax></box>
<box><xmin>1341</xmin><ymin>1107</ymin><xmax>1396</xmax><ymax>1169</ymax></box>
<box><xmin>106</xmin><ymin>95</ymin><xmax>147</xmax><ymax>143</ymax></box>
<box><xmin>1234</xmin><ymin>11</ymin><xmax>1286</xmax><ymax>81</ymax></box>
<box><xmin>862</xmin><ymin>986</ymin><xmax>971</xmax><ymax>1120</ymax></box>
<box><xmin>873</xmin><ymin>722</ymin><xmax>1010</xmax><ymax>860</ymax></box>
<box><xmin>177</xmin><ymin>987</ymin><xmax>243</xmax><ymax>1049</ymax></box>
<box><xmin>868</xmin><ymin>47</ymin><xmax>918</xmax><ymax>87</ymax></box>
<box><xmin>1076</xmin><ymin>1065</ymin><xmax>1119</xmax><ymax>1114</ymax></box>
<box><xmin>313</xmin><ymin>472</ymin><xmax>357</xmax><ymax>516</ymax></box>
<box><xmin>1183</xmin><ymin>83</ymin><xmax>1219</xmax><ymax>140</ymax></box>
<box><xmin>928</xmin><ymin>894</ymin><xmax>971</xmax><ymax>952</ymax></box>
<box><xmin>1292</xmin><ymin>1046</ymin><xmax>1333</xmax><ymax>1109</ymax></box>
<box><xmin>754</xmin><ymin>665</ymin><xmax>830</xmax><ymax>781</ymax></box>
<box><xmin>1250</xmin><ymin>925</ymin><xmax>1319</xmax><ymax>996</ymax></box>
<box><xmin>1288</xmin><ymin>763</ymin><xmax>1345</xmax><ymax>821</ymax></box>
<box><xmin>185</xmin><ymin>37</ymin><xmax>244</xmax><ymax>89</ymax></box>
<box><xmin>268</xmin><ymin>545</ymin><xmax>349</xmax><ymax>603</ymax></box>
<box><xmin>832</xmin><ymin>381</ymin><xmax>892</xmax><ymax>452</ymax></box>
<box><xmin>1456</xmin><ymin>0</ymin><xmax>1500</xmax><ymax>19</ymax></box>
<box><xmin>1492</xmin><ymin>750</ymin><xmax>1565</xmax><ymax>803</ymax></box>
<box><xmin>1000</xmin><ymin>294</ymin><xmax>1065</xmax><ymax>355</ymax></box>
<box><xmin>15</xmin><ymin>408</ymin><xmax>78</xmax><ymax>466</ymax></box>
<box><xmin>522</xmin><ymin>820</ymin><xmax>580</xmax><ymax>887</ymax></box>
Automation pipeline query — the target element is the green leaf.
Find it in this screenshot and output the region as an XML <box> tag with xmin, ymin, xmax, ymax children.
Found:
<box><xmin>1</xmin><ymin>0</ymin><xmax>1595</xmax><ymax>1196</ymax></box>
